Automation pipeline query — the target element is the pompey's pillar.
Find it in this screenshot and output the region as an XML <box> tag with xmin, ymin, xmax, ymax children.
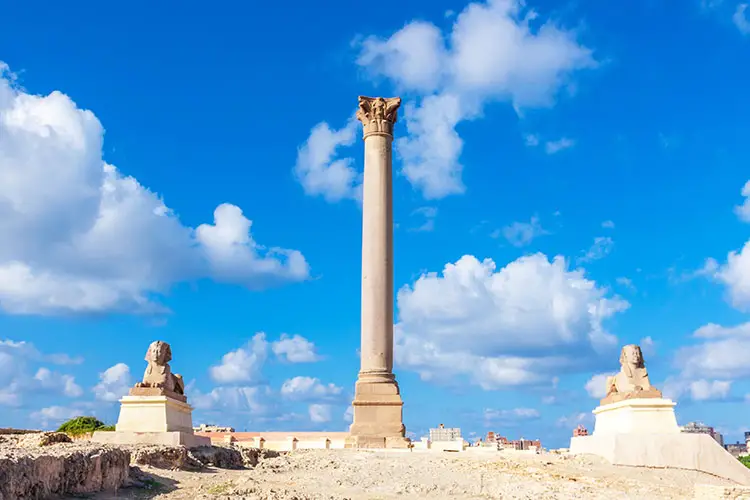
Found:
<box><xmin>348</xmin><ymin>96</ymin><xmax>408</xmax><ymax>448</ymax></box>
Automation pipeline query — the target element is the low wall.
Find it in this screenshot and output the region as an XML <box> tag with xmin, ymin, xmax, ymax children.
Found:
<box><xmin>194</xmin><ymin>431</ymin><xmax>350</xmax><ymax>452</ymax></box>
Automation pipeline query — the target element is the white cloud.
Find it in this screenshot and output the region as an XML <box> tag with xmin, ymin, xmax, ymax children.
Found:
<box><xmin>31</xmin><ymin>406</ymin><xmax>82</xmax><ymax>428</ymax></box>
<box><xmin>191</xmin><ymin>385</ymin><xmax>272</xmax><ymax>414</ymax></box>
<box><xmin>34</xmin><ymin>367</ymin><xmax>83</xmax><ymax>397</ymax></box>
<box><xmin>601</xmin><ymin>220</ymin><xmax>615</xmax><ymax>229</ymax></box>
<box><xmin>735</xmin><ymin>180</ymin><xmax>750</xmax><ymax>223</ymax></box>
<box><xmin>355</xmin><ymin>0</ymin><xmax>596</xmax><ymax>198</ymax></box>
<box><xmin>578</xmin><ymin>236</ymin><xmax>614</xmax><ymax>263</ymax></box>
<box><xmin>395</xmin><ymin>253</ymin><xmax>629</xmax><ymax>389</ymax></box>
<box><xmin>616</xmin><ymin>277</ymin><xmax>635</xmax><ymax>292</ymax></box>
<box><xmin>294</xmin><ymin>119</ymin><xmax>362</xmax><ymax>203</ymax></box>
<box><xmin>343</xmin><ymin>405</ymin><xmax>354</xmax><ymax>422</ymax></box>
<box><xmin>210</xmin><ymin>333</ymin><xmax>268</xmax><ymax>384</ymax></box>
<box><xmin>662</xmin><ymin>377</ymin><xmax>732</xmax><ymax>402</ymax></box>
<box><xmin>0</xmin><ymin>340</ymin><xmax>83</xmax><ymax>406</ymax></box>
<box><xmin>556</xmin><ymin>412</ymin><xmax>590</xmax><ymax>428</ymax></box>
<box><xmin>0</xmin><ymin>63</ymin><xmax>309</xmax><ymax>315</ymax></box>
<box><xmin>93</xmin><ymin>363</ymin><xmax>131</xmax><ymax>402</ymax></box>
<box><xmin>544</xmin><ymin>138</ymin><xmax>575</xmax><ymax>155</ymax></box>
<box><xmin>271</xmin><ymin>334</ymin><xmax>320</xmax><ymax>363</ymax></box>
<box><xmin>484</xmin><ymin>407</ymin><xmax>540</xmax><ymax>421</ymax></box>
<box><xmin>672</xmin><ymin>322</ymin><xmax>750</xmax><ymax>383</ymax></box>
<box><xmin>711</xmin><ymin>242</ymin><xmax>750</xmax><ymax>311</ymax></box>
<box><xmin>410</xmin><ymin>206</ymin><xmax>438</xmax><ymax>232</ymax></box>
<box><xmin>640</xmin><ymin>336</ymin><xmax>656</xmax><ymax>357</ymax></box>
<box><xmin>524</xmin><ymin>134</ymin><xmax>540</xmax><ymax>147</ymax></box>
<box><xmin>734</xmin><ymin>4</ymin><xmax>750</xmax><ymax>34</ymax></box>
<box><xmin>308</xmin><ymin>403</ymin><xmax>332</xmax><ymax>423</ymax></box>
<box><xmin>280</xmin><ymin>376</ymin><xmax>343</xmax><ymax>401</ymax></box>
<box><xmin>499</xmin><ymin>216</ymin><xmax>549</xmax><ymax>247</ymax></box>
<box><xmin>584</xmin><ymin>372</ymin><xmax>614</xmax><ymax>399</ymax></box>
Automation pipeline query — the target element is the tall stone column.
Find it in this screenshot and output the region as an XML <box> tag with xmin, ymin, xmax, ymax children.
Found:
<box><xmin>348</xmin><ymin>96</ymin><xmax>408</xmax><ymax>449</ymax></box>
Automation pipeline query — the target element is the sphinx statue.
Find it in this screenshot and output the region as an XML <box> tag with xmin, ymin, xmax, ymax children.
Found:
<box><xmin>601</xmin><ymin>344</ymin><xmax>662</xmax><ymax>405</ymax></box>
<box><xmin>132</xmin><ymin>340</ymin><xmax>185</xmax><ymax>398</ymax></box>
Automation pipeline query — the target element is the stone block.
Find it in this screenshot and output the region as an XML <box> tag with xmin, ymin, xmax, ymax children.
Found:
<box><xmin>92</xmin><ymin>430</ymin><xmax>210</xmax><ymax>448</ymax></box>
<box><xmin>115</xmin><ymin>395</ymin><xmax>194</xmax><ymax>433</ymax></box>
<box><xmin>592</xmin><ymin>398</ymin><xmax>680</xmax><ymax>435</ymax></box>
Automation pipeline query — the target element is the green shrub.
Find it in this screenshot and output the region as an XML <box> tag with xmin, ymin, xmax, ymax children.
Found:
<box><xmin>56</xmin><ymin>416</ymin><xmax>114</xmax><ymax>436</ymax></box>
<box><xmin>738</xmin><ymin>455</ymin><xmax>750</xmax><ymax>468</ymax></box>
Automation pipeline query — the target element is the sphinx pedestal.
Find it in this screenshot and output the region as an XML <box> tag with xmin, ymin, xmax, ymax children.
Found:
<box><xmin>570</xmin><ymin>398</ymin><xmax>750</xmax><ymax>485</ymax></box>
<box><xmin>92</xmin><ymin>391</ymin><xmax>209</xmax><ymax>448</ymax></box>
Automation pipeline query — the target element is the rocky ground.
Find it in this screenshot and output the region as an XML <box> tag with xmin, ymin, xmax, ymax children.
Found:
<box><xmin>89</xmin><ymin>449</ymin><xmax>741</xmax><ymax>500</ymax></box>
<box><xmin>1</xmin><ymin>432</ymin><xmax>747</xmax><ymax>499</ymax></box>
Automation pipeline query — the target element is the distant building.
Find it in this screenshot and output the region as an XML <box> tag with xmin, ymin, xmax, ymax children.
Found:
<box><xmin>430</xmin><ymin>423</ymin><xmax>461</xmax><ymax>442</ymax></box>
<box><xmin>511</xmin><ymin>438</ymin><xmax>541</xmax><ymax>451</ymax></box>
<box><xmin>680</xmin><ymin>421</ymin><xmax>723</xmax><ymax>446</ymax></box>
<box><xmin>194</xmin><ymin>424</ymin><xmax>235</xmax><ymax>433</ymax></box>
<box><xmin>573</xmin><ymin>425</ymin><xmax>589</xmax><ymax>437</ymax></box>
<box><xmin>726</xmin><ymin>442</ymin><xmax>748</xmax><ymax>457</ymax></box>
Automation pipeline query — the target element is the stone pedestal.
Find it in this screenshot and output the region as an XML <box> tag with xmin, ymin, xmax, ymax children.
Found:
<box><xmin>348</xmin><ymin>96</ymin><xmax>408</xmax><ymax>449</ymax></box>
<box><xmin>592</xmin><ymin>397</ymin><xmax>679</xmax><ymax>434</ymax></box>
<box><xmin>92</xmin><ymin>392</ymin><xmax>209</xmax><ymax>448</ymax></box>
<box><xmin>115</xmin><ymin>395</ymin><xmax>195</xmax><ymax>433</ymax></box>
<box><xmin>570</xmin><ymin>398</ymin><xmax>750</xmax><ymax>485</ymax></box>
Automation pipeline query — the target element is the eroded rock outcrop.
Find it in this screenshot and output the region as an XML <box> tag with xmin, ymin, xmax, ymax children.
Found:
<box><xmin>0</xmin><ymin>443</ymin><xmax>129</xmax><ymax>499</ymax></box>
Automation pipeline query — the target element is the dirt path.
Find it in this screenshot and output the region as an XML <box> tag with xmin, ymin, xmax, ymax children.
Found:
<box><xmin>88</xmin><ymin>449</ymin><xmax>735</xmax><ymax>499</ymax></box>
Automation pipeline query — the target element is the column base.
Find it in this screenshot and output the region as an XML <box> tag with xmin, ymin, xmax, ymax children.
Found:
<box><xmin>348</xmin><ymin>372</ymin><xmax>408</xmax><ymax>448</ymax></box>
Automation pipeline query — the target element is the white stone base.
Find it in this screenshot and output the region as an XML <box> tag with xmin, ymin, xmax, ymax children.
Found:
<box><xmin>569</xmin><ymin>398</ymin><xmax>750</xmax><ymax>485</ymax></box>
<box><xmin>116</xmin><ymin>395</ymin><xmax>194</xmax><ymax>433</ymax></box>
<box><xmin>593</xmin><ymin>398</ymin><xmax>680</xmax><ymax>434</ymax></box>
<box><xmin>570</xmin><ymin>433</ymin><xmax>750</xmax><ymax>485</ymax></box>
<box><xmin>92</xmin><ymin>430</ymin><xmax>210</xmax><ymax>448</ymax></box>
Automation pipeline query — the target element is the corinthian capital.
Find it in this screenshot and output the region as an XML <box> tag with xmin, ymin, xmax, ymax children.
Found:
<box><xmin>356</xmin><ymin>96</ymin><xmax>401</xmax><ymax>138</ymax></box>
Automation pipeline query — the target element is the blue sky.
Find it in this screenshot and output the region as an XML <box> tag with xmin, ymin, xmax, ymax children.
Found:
<box><xmin>2</xmin><ymin>0</ymin><xmax>750</xmax><ymax>449</ymax></box>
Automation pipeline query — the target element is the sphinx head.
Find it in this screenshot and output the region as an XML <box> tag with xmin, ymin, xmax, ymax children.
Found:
<box><xmin>620</xmin><ymin>344</ymin><xmax>644</xmax><ymax>368</ymax></box>
<box><xmin>145</xmin><ymin>340</ymin><xmax>172</xmax><ymax>365</ymax></box>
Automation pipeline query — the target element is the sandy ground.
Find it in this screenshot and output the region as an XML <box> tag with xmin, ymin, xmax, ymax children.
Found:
<box><xmin>87</xmin><ymin>448</ymin><xmax>736</xmax><ymax>500</ymax></box>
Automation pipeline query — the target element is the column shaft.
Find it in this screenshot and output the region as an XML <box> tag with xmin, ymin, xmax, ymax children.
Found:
<box><xmin>360</xmin><ymin>134</ymin><xmax>394</xmax><ymax>376</ymax></box>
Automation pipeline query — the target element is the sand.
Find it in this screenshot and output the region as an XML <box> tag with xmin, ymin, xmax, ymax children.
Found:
<box><xmin>87</xmin><ymin>448</ymin><xmax>738</xmax><ymax>499</ymax></box>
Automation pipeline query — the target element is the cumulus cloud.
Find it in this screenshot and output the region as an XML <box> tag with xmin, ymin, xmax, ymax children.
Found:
<box><xmin>271</xmin><ymin>334</ymin><xmax>320</xmax><ymax>363</ymax></box>
<box><xmin>735</xmin><ymin>4</ymin><xmax>750</xmax><ymax>34</ymax></box>
<box><xmin>308</xmin><ymin>404</ymin><xmax>332</xmax><ymax>423</ymax></box>
<box><xmin>410</xmin><ymin>206</ymin><xmax>438</xmax><ymax>232</ymax></box>
<box><xmin>498</xmin><ymin>216</ymin><xmax>549</xmax><ymax>247</ymax></box>
<box><xmin>601</xmin><ymin>220</ymin><xmax>615</xmax><ymax>229</ymax></box>
<box><xmin>210</xmin><ymin>333</ymin><xmax>268</xmax><ymax>384</ymax></box>
<box><xmin>93</xmin><ymin>363</ymin><xmax>131</xmax><ymax>402</ymax></box>
<box><xmin>0</xmin><ymin>63</ymin><xmax>309</xmax><ymax>316</ymax></box>
<box><xmin>662</xmin><ymin>377</ymin><xmax>732</xmax><ymax>402</ymax></box>
<box><xmin>353</xmin><ymin>0</ymin><xmax>596</xmax><ymax>198</ymax></box>
<box><xmin>280</xmin><ymin>376</ymin><xmax>343</xmax><ymax>401</ymax></box>
<box><xmin>191</xmin><ymin>385</ymin><xmax>273</xmax><ymax>414</ymax></box>
<box><xmin>556</xmin><ymin>412</ymin><xmax>590</xmax><ymax>428</ymax></box>
<box><xmin>294</xmin><ymin>118</ymin><xmax>361</xmax><ymax>203</ymax></box>
<box><xmin>735</xmin><ymin>180</ymin><xmax>750</xmax><ymax>222</ymax></box>
<box><xmin>394</xmin><ymin>253</ymin><xmax>629</xmax><ymax>389</ymax></box>
<box><xmin>584</xmin><ymin>373</ymin><xmax>614</xmax><ymax>399</ymax></box>
<box><xmin>31</xmin><ymin>406</ymin><xmax>82</xmax><ymax>427</ymax></box>
<box><xmin>578</xmin><ymin>237</ymin><xmax>614</xmax><ymax>263</ymax></box>
<box><xmin>704</xmin><ymin>181</ymin><xmax>750</xmax><ymax>311</ymax></box>
<box><xmin>0</xmin><ymin>340</ymin><xmax>83</xmax><ymax>406</ymax></box>
<box><xmin>34</xmin><ymin>367</ymin><xmax>83</xmax><ymax>398</ymax></box>
<box><xmin>544</xmin><ymin>138</ymin><xmax>575</xmax><ymax>155</ymax></box>
<box><xmin>672</xmin><ymin>322</ymin><xmax>750</xmax><ymax>383</ymax></box>
<box><xmin>484</xmin><ymin>407</ymin><xmax>540</xmax><ymax>423</ymax></box>
<box><xmin>343</xmin><ymin>405</ymin><xmax>354</xmax><ymax>422</ymax></box>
